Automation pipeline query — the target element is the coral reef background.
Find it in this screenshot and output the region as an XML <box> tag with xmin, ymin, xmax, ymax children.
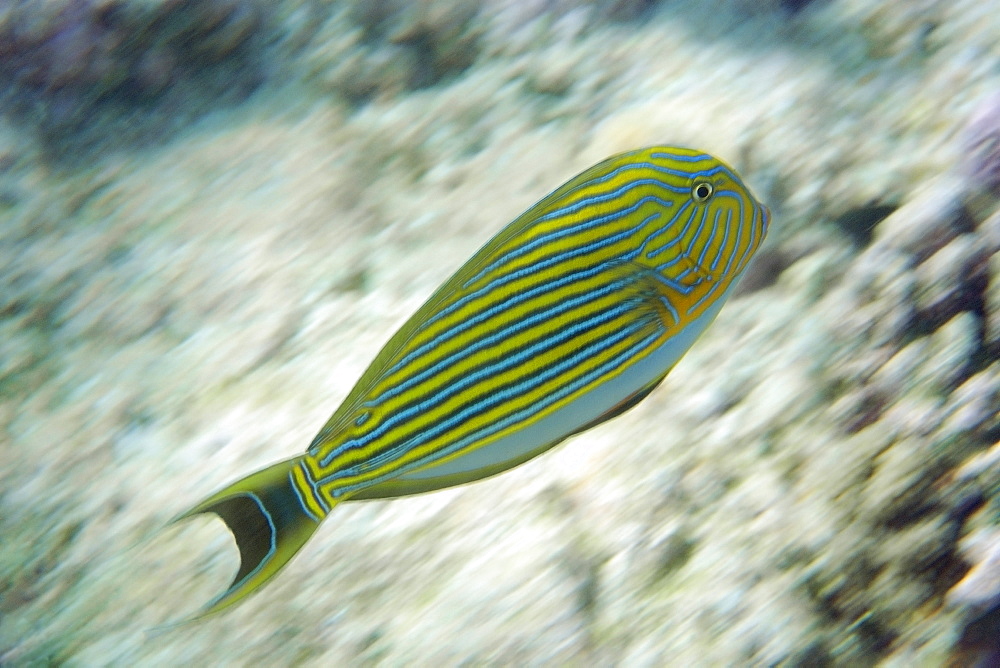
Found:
<box><xmin>1</xmin><ymin>0</ymin><xmax>999</xmax><ymax>664</ymax></box>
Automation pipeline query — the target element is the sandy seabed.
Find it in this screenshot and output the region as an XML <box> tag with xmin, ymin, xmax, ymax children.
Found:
<box><xmin>1</xmin><ymin>0</ymin><xmax>1000</xmax><ymax>665</ymax></box>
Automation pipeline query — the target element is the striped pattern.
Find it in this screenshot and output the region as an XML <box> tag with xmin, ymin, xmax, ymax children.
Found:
<box><xmin>292</xmin><ymin>146</ymin><xmax>769</xmax><ymax>511</ymax></box>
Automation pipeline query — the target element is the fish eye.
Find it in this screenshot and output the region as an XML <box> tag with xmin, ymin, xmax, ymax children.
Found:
<box><xmin>691</xmin><ymin>181</ymin><xmax>714</xmax><ymax>203</ymax></box>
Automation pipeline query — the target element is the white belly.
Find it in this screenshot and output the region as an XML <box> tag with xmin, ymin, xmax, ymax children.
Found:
<box><xmin>397</xmin><ymin>282</ymin><xmax>737</xmax><ymax>482</ymax></box>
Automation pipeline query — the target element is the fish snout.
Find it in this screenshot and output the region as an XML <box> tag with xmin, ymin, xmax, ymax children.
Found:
<box><xmin>759</xmin><ymin>202</ymin><xmax>772</xmax><ymax>238</ymax></box>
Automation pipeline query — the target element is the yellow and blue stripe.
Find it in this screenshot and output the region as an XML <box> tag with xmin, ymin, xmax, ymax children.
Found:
<box><xmin>172</xmin><ymin>146</ymin><xmax>770</xmax><ymax>618</ymax></box>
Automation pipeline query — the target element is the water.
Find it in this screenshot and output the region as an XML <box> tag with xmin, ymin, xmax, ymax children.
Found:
<box><xmin>1</xmin><ymin>0</ymin><xmax>998</xmax><ymax>664</ymax></box>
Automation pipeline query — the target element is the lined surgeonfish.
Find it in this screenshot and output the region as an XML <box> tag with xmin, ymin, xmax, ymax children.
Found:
<box><xmin>175</xmin><ymin>146</ymin><xmax>770</xmax><ymax>618</ymax></box>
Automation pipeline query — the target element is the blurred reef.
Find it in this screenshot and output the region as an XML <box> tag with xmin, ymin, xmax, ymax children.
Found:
<box><xmin>1</xmin><ymin>0</ymin><xmax>1000</xmax><ymax>665</ymax></box>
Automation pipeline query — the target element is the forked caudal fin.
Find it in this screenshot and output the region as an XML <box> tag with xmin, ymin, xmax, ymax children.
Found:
<box><xmin>172</xmin><ymin>456</ymin><xmax>326</xmax><ymax>619</ymax></box>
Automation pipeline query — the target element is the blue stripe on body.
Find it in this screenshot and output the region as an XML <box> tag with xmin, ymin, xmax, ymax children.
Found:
<box><xmin>655</xmin><ymin>271</ymin><xmax>695</xmax><ymax>297</ymax></box>
<box><xmin>556</xmin><ymin>159</ymin><xmax>709</xmax><ymax>203</ymax></box>
<box><xmin>535</xmin><ymin>178</ymin><xmax>685</xmax><ymax>223</ymax></box>
<box><xmin>368</xmin><ymin>272</ymin><xmax>641</xmax><ymax>408</ymax></box>
<box><xmin>649</xmin><ymin>151</ymin><xmax>712</xmax><ymax>163</ymax></box>
<box><xmin>647</xmin><ymin>156</ymin><xmax>741</xmax><ymax>186</ymax></box>
<box><xmin>326</xmin><ymin>328</ymin><xmax>663</xmax><ymax>497</ymax></box>
<box><xmin>651</xmin><ymin>288</ymin><xmax>680</xmax><ymax>324</ymax></box>
<box><xmin>380</xmin><ymin>201</ymin><xmax>671</xmax><ymax>381</ymax></box>
<box><xmin>641</xmin><ymin>203</ymin><xmax>693</xmax><ymax>260</ymax></box>
<box><xmin>321</xmin><ymin>295</ymin><xmax>644</xmax><ymax>469</ymax></box>
<box><xmin>288</xmin><ymin>471</ymin><xmax>322</xmax><ymax>522</ymax></box>
<box><xmin>695</xmin><ymin>209</ymin><xmax>727</xmax><ymax>270</ymax></box>
<box><xmin>688</xmin><ymin>193</ymin><xmax>746</xmax><ymax>314</ymax></box>
<box><xmin>647</xmin><ymin>200</ymin><xmax>709</xmax><ymax>261</ymax></box>
<box><xmin>462</xmin><ymin>186</ymin><xmax>679</xmax><ymax>289</ymax></box>
<box><xmin>353</xmin><ymin>207</ymin><xmax>690</xmax><ymax>411</ymax></box>
<box><xmin>708</xmin><ymin>192</ymin><xmax>743</xmax><ymax>271</ymax></box>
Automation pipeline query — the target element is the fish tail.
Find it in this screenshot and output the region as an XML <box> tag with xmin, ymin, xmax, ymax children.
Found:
<box><xmin>173</xmin><ymin>456</ymin><xmax>328</xmax><ymax>619</ymax></box>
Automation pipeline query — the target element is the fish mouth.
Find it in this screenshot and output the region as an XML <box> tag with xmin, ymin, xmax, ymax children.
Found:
<box><xmin>759</xmin><ymin>203</ymin><xmax>772</xmax><ymax>237</ymax></box>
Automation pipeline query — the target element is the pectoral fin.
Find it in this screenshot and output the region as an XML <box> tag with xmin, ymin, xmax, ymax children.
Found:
<box><xmin>568</xmin><ymin>370</ymin><xmax>669</xmax><ymax>436</ymax></box>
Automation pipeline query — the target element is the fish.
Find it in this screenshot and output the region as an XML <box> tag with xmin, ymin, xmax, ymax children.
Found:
<box><xmin>174</xmin><ymin>146</ymin><xmax>771</xmax><ymax>618</ymax></box>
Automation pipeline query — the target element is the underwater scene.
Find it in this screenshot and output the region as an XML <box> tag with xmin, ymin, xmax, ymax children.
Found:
<box><xmin>1</xmin><ymin>0</ymin><xmax>999</xmax><ymax>664</ymax></box>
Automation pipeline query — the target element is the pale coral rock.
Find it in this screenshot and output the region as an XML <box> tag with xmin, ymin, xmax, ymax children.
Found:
<box><xmin>873</xmin><ymin>176</ymin><xmax>970</xmax><ymax>266</ymax></box>
<box><xmin>2</xmin><ymin>0</ymin><xmax>1000</xmax><ymax>665</ymax></box>
<box><xmin>950</xmin><ymin>527</ymin><xmax>1000</xmax><ymax>610</ymax></box>
<box><xmin>963</xmin><ymin>92</ymin><xmax>1000</xmax><ymax>195</ymax></box>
